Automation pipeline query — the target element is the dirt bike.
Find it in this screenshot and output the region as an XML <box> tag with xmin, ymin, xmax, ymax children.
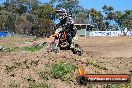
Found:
<box><xmin>50</xmin><ymin>30</ymin><xmax>70</xmax><ymax>53</ymax></box>
<box><xmin>50</xmin><ymin>30</ymin><xmax>83</xmax><ymax>56</ymax></box>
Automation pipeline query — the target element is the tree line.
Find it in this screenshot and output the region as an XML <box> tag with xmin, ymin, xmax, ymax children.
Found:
<box><xmin>0</xmin><ymin>0</ymin><xmax>132</xmax><ymax>37</ymax></box>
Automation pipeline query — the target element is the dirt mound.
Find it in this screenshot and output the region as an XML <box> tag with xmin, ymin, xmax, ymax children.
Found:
<box><xmin>0</xmin><ymin>36</ymin><xmax>132</xmax><ymax>88</ymax></box>
<box><xmin>78</xmin><ymin>36</ymin><xmax>132</xmax><ymax>58</ymax></box>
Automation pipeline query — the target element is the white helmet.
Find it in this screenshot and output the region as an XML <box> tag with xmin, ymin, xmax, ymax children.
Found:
<box><xmin>56</xmin><ymin>9</ymin><xmax>67</xmax><ymax>19</ymax></box>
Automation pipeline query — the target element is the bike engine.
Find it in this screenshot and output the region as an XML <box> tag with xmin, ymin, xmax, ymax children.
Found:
<box><xmin>60</xmin><ymin>41</ymin><xmax>69</xmax><ymax>48</ymax></box>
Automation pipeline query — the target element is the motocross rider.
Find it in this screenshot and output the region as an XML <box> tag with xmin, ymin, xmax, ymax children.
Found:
<box><xmin>55</xmin><ymin>9</ymin><xmax>76</xmax><ymax>47</ymax></box>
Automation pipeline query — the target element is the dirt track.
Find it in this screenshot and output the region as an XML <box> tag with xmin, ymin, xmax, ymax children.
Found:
<box><xmin>0</xmin><ymin>36</ymin><xmax>132</xmax><ymax>88</ymax></box>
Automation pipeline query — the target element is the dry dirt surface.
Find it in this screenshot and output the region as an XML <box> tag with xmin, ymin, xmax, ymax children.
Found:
<box><xmin>0</xmin><ymin>36</ymin><xmax>132</xmax><ymax>88</ymax></box>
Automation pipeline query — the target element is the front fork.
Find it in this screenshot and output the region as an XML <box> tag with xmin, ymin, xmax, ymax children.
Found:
<box><xmin>54</xmin><ymin>37</ymin><xmax>59</xmax><ymax>47</ymax></box>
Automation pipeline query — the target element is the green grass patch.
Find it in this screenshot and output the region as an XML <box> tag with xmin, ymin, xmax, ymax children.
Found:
<box><xmin>11</xmin><ymin>45</ymin><xmax>44</xmax><ymax>52</ymax></box>
<box><xmin>0</xmin><ymin>43</ymin><xmax>44</xmax><ymax>52</ymax></box>
<box><xmin>51</xmin><ymin>63</ymin><xmax>77</xmax><ymax>82</ymax></box>
<box><xmin>23</xmin><ymin>46</ymin><xmax>43</xmax><ymax>52</ymax></box>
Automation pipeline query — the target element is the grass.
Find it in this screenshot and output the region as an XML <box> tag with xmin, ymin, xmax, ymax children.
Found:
<box><xmin>6</xmin><ymin>60</ymin><xmax>131</xmax><ymax>88</ymax></box>
<box><xmin>0</xmin><ymin>37</ymin><xmax>44</xmax><ymax>52</ymax></box>
<box><xmin>87</xmin><ymin>60</ymin><xmax>108</xmax><ymax>70</ymax></box>
<box><xmin>26</xmin><ymin>75</ymin><xmax>51</xmax><ymax>88</ymax></box>
<box><xmin>28</xmin><ymin>82</ymin><xmax>51</xmax><ymax>88</ymax></box>
<box><xmin>11</xmin><ymin>47</ymin><xmax>21</xmax><ymax>52</ymax></box>
<box><xmin>5</xmin><ymin>64</ymin><xmax>16</xmax><ymax>74</ymax></box>
<box><xmin>105</xmin><ymin>84</ymin><xmax>131</xmax><ymax>88</ymax></box>
<box><xmin>30</xmin><ymin>60</ymin><xmax>39</xmax><ymax>66</ymax></box>
<box><xmin>0</xmin><ymin>37</ymin><xmax>33</xmax><ymax>47</ymax></box>
<box><xmin>5</xmin><ymin>60</ymin><xmax>40</xmax><ymax>74</ymax></box>
<box><xmin>13</xmin><ymin>60</ymin><xmax>30</xmax><ymax>69</ymax></box>
<box><xmin>11</xmin><ymin>46</ymin><xmax>44</xmax><ymax>52</ymax></box>
<box><xmin>38</xmin><ymin>63</ymin><xmax>77</xmax><ymax>83</ymax></box>
<box><xmin>85</xmin><ymin>84</ymin><xmax>132</xmax><ymax>88</ymax></box>
<box><xmin>38</xmin><ymin>70</ymin><xmax>50</xmax><ymax>80</ymax></box>
<box><xmin>26</xmin><ymin>75</ymin><xmax>36</xmax><ymax>83</ymax></box>
<box><xmin>51</xmin><ymin>63</ymin><xmax>77</xmax><ymax>82</ymax></box>
<box><xmin>0</xmin><ymin>44</ymin><xmax>44</xmax><ymax>52</ymax></box>
<box><xmin>38</xmin><ymin>64</ymin><xmax>52</xmax><ymax>81</ymax></box>
<box><xmin>23</xmin><ymin>46</ymin><xmax>43</xmax><ymax>52</ymax></box>
<box><xmin>38</xmin><ymin>69</ymin><xmax>51</xmax><ymax>81</ymax></box>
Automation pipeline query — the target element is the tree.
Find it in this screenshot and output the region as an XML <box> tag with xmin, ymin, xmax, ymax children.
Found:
<box><xmin>74</xmin><ymin>8</ymin><xmax>88</xmax><ymax>24</ymax></box>
<box><xmin>0</xmin><ymin>0</ymin><xmax>56</xmax><ymax>36</ymax></box>
<box><xmin>102</xmin><ymin>5</ymin><xmax>114</xmax><ymax>14</ymax></box>
<box><xmin>30</xmin><ymin>3</ymin><xmax>55</xmax><ymax>36</ymax></box>
<box><xmin>97</xmin><ymin>11</ymin><xmax>106</xmax><ymax>31</ymax></box>
<box><xmin>115</xmin><ymin>10</ymin><xmax>132</xmax><ymax>30</ymax></box>
<box><xmin>3</xmin><ymin>0</ymin><xmax>40</xmax><ymax>14</ymax></box>
<box><xmin>87</xmin><ymin>8</ymin><xmax>105</xmax><ymax>31</ymax></box>
<box><xmin>31</xmin><ymin>4</ymin><xmax>56</xmax><ymax>20</ymax></box>
<box><xmin>1</xmin><ymin>0</ymin><xmax>131</xmax><ymax>36</ymax></box>
<box><xmin>102</xmin><ymin>5</ymin><xmax>115</xmax><ymax>30</ymax></box>
<box><xmin>15</xmin><ymin>4</ymin><xmax>28</xmax><ymax>15</ymax></box>
<box><xmin>0</xmin><ymin>10</ymin><xmax>16</xmax><ymax>33</ymax></box>
<box><xmin>3</xmin><ymin>0</ymin><xmax>17</xmax><ymax>13</ymax></box>
<box><xmin>15</xmin><ymin>14</ymin><xmax>31</xmax><ymax>35</ymax></box>
<box><xmin>87</xmin><ymin>8</ymin><xmax>98</xmax><ymax>23</ymax></box>
<box><xmin>18</xmin><ymin>0</ymin><xmax>39</xmax><ymax>6</ymax></box>
<box><xmin>122</xmin><ymin>10</ymin><xmax>132</xmax><ymax>30</ymax></box>
<box><xmin>0</xmin><ymin>5</ymin><xmax>2</xmax><ymax>11</ymax></box>
<box><xmin>50</xmin><ymin>0</ymin><xmax>81</xmax><ymax>17</ymax></box>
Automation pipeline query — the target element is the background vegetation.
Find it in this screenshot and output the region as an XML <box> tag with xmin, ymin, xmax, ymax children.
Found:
<box><xmin>0</xmin><ymin>0</ymin><xmax>132</xmax><ymax>37</ymax></box>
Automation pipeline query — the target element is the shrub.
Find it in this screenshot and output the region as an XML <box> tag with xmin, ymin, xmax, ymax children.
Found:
<box><xmin>51</xmin><ymin>63</ymin><xmax>77</xmax><ymax>81</ymax></box>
